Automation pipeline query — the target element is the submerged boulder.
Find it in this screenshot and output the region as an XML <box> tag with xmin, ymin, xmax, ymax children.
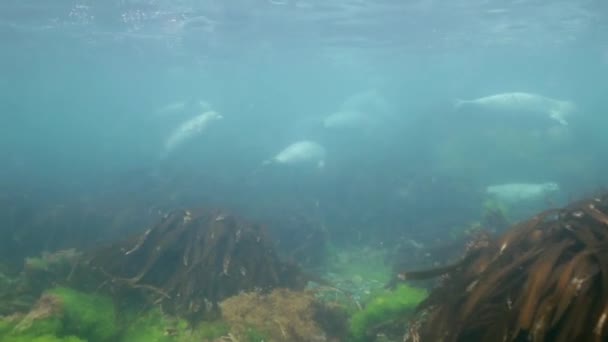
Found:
<box><xmin>0</xmin><ymin>286</ymin><xmax>116</xmax><ymax>342</ymax></box>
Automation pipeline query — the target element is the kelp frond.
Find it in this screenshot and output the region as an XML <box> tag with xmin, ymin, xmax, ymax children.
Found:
<box><xmin>399</xmin><ymin>193</ymin><xmax>608</xmax><ymax>342</ymax></box>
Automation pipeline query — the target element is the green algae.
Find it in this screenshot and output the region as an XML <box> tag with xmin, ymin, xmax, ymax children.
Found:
<box><xmin>312</xmin><ymin>245</ymin><xmax>393</xmax><ymax>316</ymax></box>
<box><xmin>13</xmin><ymin>316</ymin><xmax>62</xmax><ymax>336</ymax></box>
<box><xmin>46</xmin><ymin>287</ymin><xmax>118</xmax><ymax>342</ymax></box>
<box><xmin>0</xmin><ymin>318</ymin><xmax>14</xmax><ymax>335</ymax></box>
<box><xmin>2</xmin><ymin>284</ymin><xmax>232</xmax><ymax>342</ymax></box>
<box><xmin>0</xmin><ymin>313</ymin><xmax>83</xmax><ymax>342</ymax></box>
<box><xmin>121</xmin><ymin>309</ymin><xmax>173</xmax><ymax>342</ymax></box>
<box><xmin>1</xmin><ymin>293</ymin><xmax>63</xmax><ymax>340</ymax></box>
<box><xmin>187</xmin><ymin>321</ymin><xmax>230</xmax><ymax>341</ymax></box>
<box><xmin>2</xmin><ymin>334</ymin><xmax>86</xmax><ymax>342</ymax></box>
<box><xmin>349</xmin><ymin>284</ymin><xmax>427</xmax><ymax>341</ymax></box>
<box><xmin>242</xmin><ymin>326</ymin><xmax>270</xmax><ymax>342</ymax></box>
<box><xmin>0</xmin><ymin>286</ymin><xmax>118</xmax><ymax>342</ymax></box>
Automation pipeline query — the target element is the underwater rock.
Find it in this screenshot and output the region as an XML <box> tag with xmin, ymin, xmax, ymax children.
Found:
<box><xmin>9</xmin><ymin>293</ymin><xmax>63</xmax><ymax>335</ymax></box>
<box><xmin>220</xmin><ymin>288</ymin><xmax>348</xmax><ymax>341</ymax></box>
<box><xmin>121</xmin><ymin>307</ymin><xmax>229</xmax><ymax>342</ymax></box>
<box><xmin>398</xmin><ymin>192</ymin><xmax>608</xmax><ymax>342</ymax></box>
<box><xmin>0</xmin><ymin>286</ymin><xmax>116</xmax><ymax>342</ymax></box>
<box><xmin>349</xmin><ymin>284</ymin><xmax>427</xmax><ymax>342</ymax></box>
<box><xmin>46</xmin><ymin>287</ymin><xmax>118</xmax><ymax>341</ymax></box>
<box><xmin>0</xmin><ymin>249</ymin><xmax>96</xmax><ymax>318</ymax></box>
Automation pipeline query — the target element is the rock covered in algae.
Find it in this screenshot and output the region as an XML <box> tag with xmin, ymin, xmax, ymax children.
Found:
<box><xmin>349</xmin><ymin>284</ymin><xmax>427</xmax><ymax>341</ymax></box>
<box><xmin>0</xmin><ymin>334</ymin><xmax>85</xmax><ymax>342</ymax></box>
<box><xmin>122</xmin><ymin>307</ymin><xmax>229</xmax><ymax>342</ymax></box>
<box><xmin>46</xmin><ymin>287</ymin><xmax>118</xmax><ymax>341</ymax></box>
<box><xmin>0</xmin><ymin>286</ymin><xmax>117</xmax><ymax>342</ymax></box>
<box><xmin>0</xmin><ymin>297</ymin><xmax>63</xmax><ymax>340</ymax></box>
<box><xmin>220</xmin><ymin>288</ymin><xmax>348</xmax><ymax>341</ymax></box>
<box><xmin>0</xmin><ymin>249</ymin><xmax>88</xmax><ymax>317</ymax></box>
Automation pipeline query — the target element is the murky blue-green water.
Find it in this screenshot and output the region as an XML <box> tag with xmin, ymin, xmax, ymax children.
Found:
<box><xmin>1</xmin><ymin>0</ymin><xmax>607</xmax><ymax>258</ymax></box>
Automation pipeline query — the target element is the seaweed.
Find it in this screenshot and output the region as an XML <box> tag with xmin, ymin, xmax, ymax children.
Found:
<box><xmin>0</xmin><ymin>286</ymin><xmax>116</xmax><ymax>342</ymax></box>
<box><xmin>80</xmin><ymin>208</ymin><xmax>307</xmax><ymax>321</ymax></box>
<box><xmin>46</xmin><ymin>287</ymin><xmax>118</xmax><ymax>341</ymax></box>
<box><xmin>121</xmin><ymin>307</ymin><xmax>229</xmax><ymax>342</ymax></box>
<box><xmin>396</xmin><ymin>192</ymin><xmax>608</xmax><ymax>342</ymax></box>
<box><xmin>349</xmin><ymin>284</ymin><xmax>427</xmax><ymax>341</ymax></box>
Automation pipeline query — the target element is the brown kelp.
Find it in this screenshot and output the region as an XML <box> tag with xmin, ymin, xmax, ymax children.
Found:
<box><xmin>78</xmin><ymin>208</ymin><xmax>307</xmax><ymax>321</ymax></box>
<box><xmin>399</xmin><ymin>193</ymin><xmax>608</xmax><ymax>342</ymax></box>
